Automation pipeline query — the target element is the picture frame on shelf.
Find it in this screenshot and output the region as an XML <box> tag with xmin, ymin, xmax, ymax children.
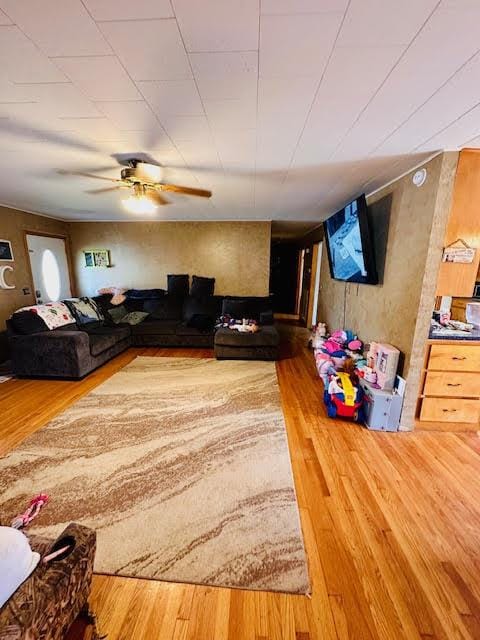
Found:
<box><xmin>0</xmin><ymin>240</ymin><xmax>14</xmax><ymax>261</ymax></box>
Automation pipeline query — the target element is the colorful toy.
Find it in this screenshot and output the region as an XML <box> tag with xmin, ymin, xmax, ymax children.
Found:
<box><xmin>11</xmin><ymin>494</ymin><xmax>49</xmax><ymax>530</ymax></box>
<box><xmin>324</xmin><ymin>358</ymin><xmax>366</xmax><ymax>422</ymax></box>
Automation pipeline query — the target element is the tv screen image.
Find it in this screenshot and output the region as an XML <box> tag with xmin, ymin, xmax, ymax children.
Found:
<box><xmin>323</xmin><ymin>194</ymin><xmax>378</xmax><ymax>284</ymax></box>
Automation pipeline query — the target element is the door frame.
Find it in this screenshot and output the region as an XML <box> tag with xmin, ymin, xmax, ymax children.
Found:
<box><xmin>23</xmin><ymin>230</ymin><xmax>76</xmax><ymax>301</ymax></box>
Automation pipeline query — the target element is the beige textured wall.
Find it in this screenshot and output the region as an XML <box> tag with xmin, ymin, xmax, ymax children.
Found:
<box><xmin>69</xmin><ymin>221</ymin><xmax>271</xmax><ymax>297</ymax></box>
<box><xmin>317</xmin><ymin>153</ymin><xmax>456</xmax><ymax>379</ymax></box>
<box><xmin>400</xmin><ymin>151</ymin><xmax>459</xmax><ymax>430</ymax></box>
<box><xmin>0</xmin><ymin>206</ymin><xmax>70</xmax><ymax>330</ymax></box>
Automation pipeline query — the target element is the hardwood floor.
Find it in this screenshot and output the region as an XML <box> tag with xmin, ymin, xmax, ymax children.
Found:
<box><xmin>1</xmin><ymin>326</ymin><xmax>480</xmax><ymax>639</ymax></box>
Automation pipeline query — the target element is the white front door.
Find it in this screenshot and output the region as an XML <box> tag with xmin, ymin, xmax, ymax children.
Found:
<box><xmin>26</xmin><ymin>234</ymin><xmax>72</xmax><ymax>304</ymax></box>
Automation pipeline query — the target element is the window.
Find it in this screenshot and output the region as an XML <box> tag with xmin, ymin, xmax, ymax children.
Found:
<box><xmin>41</xmin><ymin>249</ymin><xmax>61</xmax><ymax>302</ymax></box>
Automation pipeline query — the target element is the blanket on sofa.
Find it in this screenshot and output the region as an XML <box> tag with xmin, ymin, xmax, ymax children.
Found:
<box><xmin>17</xmin><ymin>303</ymin><xmax>74</xmax><ymax>330</ymax></box>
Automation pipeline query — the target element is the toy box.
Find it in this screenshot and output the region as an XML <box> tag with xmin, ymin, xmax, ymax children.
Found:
<box><xmin>360</xmin><ymin>379</ymin><xmax>403</xmax><ymax>431</ymax></box>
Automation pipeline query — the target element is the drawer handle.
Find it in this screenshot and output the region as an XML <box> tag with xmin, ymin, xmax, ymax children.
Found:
<box><xmin>452</xmin><ymin>356</ymin><xmax>466</xmax><ymax>360</ymax></box>
<box><xmin>442</xmin><ymin>408</ymin><xmax>457</xmax><ymax>412</ymax></box>
<box><xmin>447</xmin><ymin>383</ymin><xmax>461</xmax><ymax>387</ymax></box>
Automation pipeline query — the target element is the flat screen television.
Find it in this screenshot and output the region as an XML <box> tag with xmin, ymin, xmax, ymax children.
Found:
<box><xmin>323</xmin><ymin>194</ymin><xmax>378</xmax><ymax>284</ymax></box>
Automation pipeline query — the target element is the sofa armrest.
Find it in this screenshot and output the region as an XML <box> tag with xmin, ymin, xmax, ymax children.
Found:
<box><xmin>9</xmin><ymin>330</ymin><xmax>91</xmax><ymax>378</ymax></box>
<box><xmin>0</xmin><ymin>523</ymin><xmax>96</xmax><ymax>640</ymax></box>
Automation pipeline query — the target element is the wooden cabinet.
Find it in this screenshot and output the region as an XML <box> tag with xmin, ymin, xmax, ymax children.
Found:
<box><xmin>436</xmin><ymin>149</ymin><xmax>480</xmax><ymax>297</ymax></box>
<box><xmin>419</xmin><ymin>341</ymin><xmax>480</xmax><ymax>426</ymax></box>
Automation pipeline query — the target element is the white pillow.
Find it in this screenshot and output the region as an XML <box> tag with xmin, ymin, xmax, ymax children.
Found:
<box><xmin>0</xmin><ymin>526</ymin><xmax>40</xmax><ymax>608</ymax></box>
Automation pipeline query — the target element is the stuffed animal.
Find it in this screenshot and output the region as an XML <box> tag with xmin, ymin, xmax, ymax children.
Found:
<box><xmin>311</xmin><ymin>322</ymin><xmax>328</xmax><ymax>349</ymax></box>
<box><xmin>345</xmin><ymin>338</ymin><xmax>364</xmax><ymax>362</ymax></box>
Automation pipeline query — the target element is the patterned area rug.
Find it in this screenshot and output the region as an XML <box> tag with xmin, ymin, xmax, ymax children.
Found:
<box><xmin>0</xmin><ymin>357</ymin><xmax>310</xmax><ymax>594</ymax></box>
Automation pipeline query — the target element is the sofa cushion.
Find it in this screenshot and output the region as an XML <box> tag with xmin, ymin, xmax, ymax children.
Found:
<box><xmin>176</xmin><ymin>322</ymin><xmax>213</xmax><ymax>336</ymax></box>
<box><xmin>9</xmin><ymin>311</ymin><xmax>49</xmax><ymax>335</ymax></box>
<box><xmin>214</xmin><ymin>326</ymin><xmax>279</xmax><ymax>347</ymax></box>
<box><xmin>125</xmin><ymin>288</ymin><xmax>166</xmax><ymax>300</ymax></box>
<box><xmin>221</xmin><ymin>298</ymin><xmax>248</xmax><ymax>319</ymax></box>
<box><xmin>190</xmin><ymin>275</ymin><xmax>215</xmax><ymax>297</ymax></box>
<box><xmin>185</xmin><ymin>314</ymin><xmax>215</xmax><ymax>333</ymax></box>
<box><xmin>130</xmin><ymin>320</ymin><xmax>178</xmax><ymax>335</ymax></box>
<box><xmin>144</xmin><ymin>296</ymin><xmax>183</xmax><ymax>320</ymax></box>
<box><xmin>182</xmin><ymin>295</ymin><xmax>223</xmax><ymax>322</ymax></box>
<box><xmin>88</xmin><ymin>325</ymin><xmax>130</xmax><ymax>356</ymax></box>
<box><xmin>167</xmin><ymin>274</ymin><xmax>189</xmax><ymax>298</ymax></box>
<box><xmin>222</xmin><ymin>296</ymin><xmax>272</xmax><ymax>321</ymax></box>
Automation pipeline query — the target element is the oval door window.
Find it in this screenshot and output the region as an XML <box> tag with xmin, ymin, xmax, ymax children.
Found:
<box><xmin>41</xmin><ymin>249</ymin><xmax>61</xmax><ymax>301</ymax></box>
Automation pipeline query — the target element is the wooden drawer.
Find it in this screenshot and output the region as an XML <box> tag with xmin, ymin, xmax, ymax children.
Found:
<box><xmin>420</xmin><ymin>397</ymin><xmax>480</xmax><ymax>423</ymax></box>
<box><xmin>423</xmin><ymin>371</ymin><xmax>480</xmax><ymax>398</ymax></box>
<box><xmin>428</xmin><ymin>344</ymin><xmax>480</xmax><ymax>372</ymax></box>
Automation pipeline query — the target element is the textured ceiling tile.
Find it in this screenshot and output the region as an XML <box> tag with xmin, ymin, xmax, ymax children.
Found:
<box><xmin>99</xmin><ymin>19</ymin><xmax>191</xmax><ymax>81</ymax></box>
<box><xmin>54</xmin><ymin>56</ymin><xmax>141</xmax><ymax>102</ymax></box>
<box><xmin>172</xmin><ymin>0</ymin><xmax>259</xmax><ymax>52</ymax></box>
<box><xmin>83</xmin><ymin>0</ymin><xmax>174</xmax><ymax>21</ymax></box>
<box><xmin>0</xmin><ymin>0</ymin><xmax>111</xmax><ymax>56</ymax></box>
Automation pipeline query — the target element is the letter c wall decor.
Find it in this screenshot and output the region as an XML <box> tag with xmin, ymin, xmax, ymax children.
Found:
<box><xmin>0</xmin><ymin>265</ymin><xmax>15</xmax><ymax>289</ymax></box>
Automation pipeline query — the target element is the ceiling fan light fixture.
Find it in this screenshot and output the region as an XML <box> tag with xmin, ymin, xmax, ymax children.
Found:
<box><xmin>122</xmin><ymin>194</ymin><xmax>157</xmax><ymax>215</ymax></box>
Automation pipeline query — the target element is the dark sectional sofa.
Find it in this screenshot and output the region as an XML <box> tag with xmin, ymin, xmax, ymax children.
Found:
<box><xmin>7</xmin><ymin>290</ymin><xmax>279</xmax><ymax>379</ymax></box>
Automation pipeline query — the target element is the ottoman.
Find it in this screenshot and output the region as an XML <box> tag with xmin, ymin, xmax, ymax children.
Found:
<box><xmin>214</xmin><ymin>325</ymin><xmax>280</xmax><ymax>360</ymax></box>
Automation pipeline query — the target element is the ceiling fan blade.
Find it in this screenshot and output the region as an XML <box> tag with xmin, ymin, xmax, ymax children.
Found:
<box><xmin>58</xmin><ymin>169</ymin><xmax>120</xmax><ymax>183</ymax></box>
<box><xmin>158</xmin><ymin>184</ymin><xmax>212</xmax><ymax>198</ymax></box>
<box><xmin>85</xmin><ymin>186</ymin><xmax>123</xmax><ymax>195</ymax></box>
<box><xmin>82</xmin><ymin>164</ymin><xmax>120</xmax><ymax>173</ymax></box>
<box><xmin>146</xmin><ymin>188</ymin><xmax>170</xmax><ymax>205</ymax></box>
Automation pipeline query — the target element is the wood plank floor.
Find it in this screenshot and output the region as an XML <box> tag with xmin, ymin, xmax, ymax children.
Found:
<box><xmin>1</xmin><ymin>325</ymin><xmax>480</xmax><ymax>639</ymax></box>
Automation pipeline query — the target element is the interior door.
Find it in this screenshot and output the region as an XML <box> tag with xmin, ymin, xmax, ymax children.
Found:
<box><xmin>299</xmin><ymin>247</ymin><xmax>313</xmax><ymax>324</ymax></box>
<box><xmin>26</xmin><ymin>234</ymin><xmax>72</xmax><ymax>304</ymax></box>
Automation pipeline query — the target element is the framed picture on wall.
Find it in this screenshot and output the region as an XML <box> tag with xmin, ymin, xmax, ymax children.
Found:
<box><xmin>93</xmin><ymin>250</ymin><xmax>110</xmax><ymax>267</ymax></box>
<box><xmin>83</xmin><ymin>250</ymin><xmax>94</xmax><ymax>267</ymax></box>
<box><xmin>83</xmin><ymin>249</ymin><xmax>110</xmax><ymax>268</ymax></box>
<box><xmin>0</xmin><ymin>240</ymin><xmax>14</xmax><ymax>261</ymax></box>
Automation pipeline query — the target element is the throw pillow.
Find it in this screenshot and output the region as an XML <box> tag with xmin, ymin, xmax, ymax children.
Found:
<box><xmin>190</xmin><ymin>275</ymin><xmax>215</xmax><ymax>297</ymax></box>
<box><xmin>65</xmin><ymin>297</ymin><xmax>103</xmax><ymax>325</ymax></box>
<box><xmin>107</xmin><ymin>305</ymin><xmax>128</xmax><ymax>324</ymax></box>
<box><xmin>167</xmin><ymin>274</ymin><xmax>189</xmax><ymax>298</ymax></box>
<box><xmin>121</xmin><ymin>311</ymin><xmax>149</xmax><ymax>325</ymax></box>
<box><xmin>9</xmin><ymin>311</ymin><xmax>49</xmax><ymax>335</ymax></box>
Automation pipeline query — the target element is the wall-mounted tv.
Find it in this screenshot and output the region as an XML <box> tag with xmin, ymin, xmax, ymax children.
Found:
<box><xmin>323</xmin><ymin>194</ymin><xmax>378</xmax><ymax>284</ymax></box>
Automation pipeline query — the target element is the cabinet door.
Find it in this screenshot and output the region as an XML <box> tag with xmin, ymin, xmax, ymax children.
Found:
<box><xmin>436</xmin><ymin>150</ymin><xmax>480</xmax><ymax>297</ymax></box>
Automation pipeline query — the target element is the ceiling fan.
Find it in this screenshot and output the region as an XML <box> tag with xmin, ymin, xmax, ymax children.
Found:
<box><xmin>59</xmin><ymin>158</ymin><xmax>212</xmax><ymax>214</ymax></box>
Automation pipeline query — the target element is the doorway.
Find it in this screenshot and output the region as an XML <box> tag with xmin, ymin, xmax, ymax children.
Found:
<box><xmin>26</xmin><ymin>233</ymin><xmax>72</xmax><ymax>304</ymax></box>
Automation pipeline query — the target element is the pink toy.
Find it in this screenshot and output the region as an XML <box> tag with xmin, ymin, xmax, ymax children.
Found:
<box><xmin>323</xmin><ymin>339</ymin><xmax>341</xmax><ymax>354</ymax></box>
<box><xmin>330</xmin><ymin>330</ymin><xmax>347</xmax><ymax>344</ymax></box>
<box><xmin>11</xmin><ymin>494</ymin><xmax>49</xmax><ymax>530</ymax></box>
<box><xmin>348</xmin><ymin>339</ymin><xmax>362</xmax><ymax>352</ymax></box>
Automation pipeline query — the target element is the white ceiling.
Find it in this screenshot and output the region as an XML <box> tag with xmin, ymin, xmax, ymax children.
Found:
<box><xmin>0</xmin><ymin>0</ymin><xmax>479</xmax><ymax>222</ymax></box>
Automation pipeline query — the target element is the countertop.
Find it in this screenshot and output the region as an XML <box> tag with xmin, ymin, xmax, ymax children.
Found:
<box><xmin>428</xmin><ymin>328</ymin><xmax>480</xmax><ymax>342</ymax></box>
